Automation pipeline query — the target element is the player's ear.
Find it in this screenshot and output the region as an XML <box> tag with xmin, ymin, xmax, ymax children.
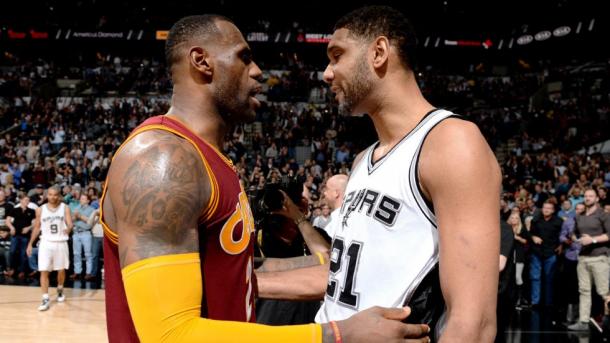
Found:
<box><xmin>189</xmin><ymin>46</ymin><xmax>213</xmax><ymax>79</ymax></box>
<box><xmin>371</xmin><ymin>36</ymin><xmax>390</xmax><ymax>69</ymax></box>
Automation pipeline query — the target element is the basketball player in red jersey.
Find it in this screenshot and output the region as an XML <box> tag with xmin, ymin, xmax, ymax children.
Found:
<box><xmin>100</xmin><ymin>15</ymin><xmax>430</xmax><ymax>342</ymax></box>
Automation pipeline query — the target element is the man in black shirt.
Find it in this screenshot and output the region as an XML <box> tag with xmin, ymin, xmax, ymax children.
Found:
<box><xmin>524</xmin><ymin>200</ymin><xmax>563</xmax><ymax>308</ymax></box>
<box><xmin>6</xmin><ymin>194</ymin><xmax>36</xmax><ymax>279</ymax></box>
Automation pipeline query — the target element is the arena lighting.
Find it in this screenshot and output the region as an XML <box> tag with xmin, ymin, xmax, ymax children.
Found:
<box><xmin>247</xmin><ymin>32</ymin><xmax>269</xmax><ymax>42</ymax></box>
<box><xmin>305</xmin><ymin>33</ymin><xmax>332</xmax><ymax>43</ymax></box>
<box><xmin>30</xmin><ymin>30</ymin><xmax>49</xmax><ymax>39</ymax></box>
<box><xmin>517</xmin><ymin>35</ymin><xmax>533</xmax><ymax>45</ymax></box>
<box><xmin>443</xmin><ymin>39</ymin><xmax>493</xmax><ymax>48</ymax></box>
<box><xmin>8</xmin><ymin>29</ymin><xmax>26</xmax><ymax>39</ymax></box>
<box><xmin>534</xmin><ymin>31</ymin><xmax>551</xmax><ymax>41</ymax></box>
<box><xmin>553</xmin><ymin>26</ymin><xmax>571</xmax><ymax>37</ymax></box>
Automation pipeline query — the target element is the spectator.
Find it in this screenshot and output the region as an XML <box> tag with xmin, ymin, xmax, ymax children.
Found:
<box><xmin>89</xmin><ymin>209</ymin><xmax>104</xmax><ymax>279</ymax></box>
<box><xmin>532</xmin><ymin>182</ymin><xmax>549</xmax><ymax>209</ymax></box>
<box><xmin>6</xmin><ymin>194</ymin><xmax>35</xmax><ymax>279</ymax></box>
<box><xmin>559</xmin><ymin>202</ymin><xmax>585</xmax><ymax>325</ymax></box>
<box><xmin>70</xmin><ymin>194</ymin><xmax>95</xmax><ymax>281</ymax></box>
<box><xmin>0</xmin><ymin>229</ymin><xmax>10</xmax><ymax>274</ymax></box>
<box><xmin>508</xmin><ymin>211</ymin><xmax>528</xmax><ymax>308</ymax></box>
<box><xmin>312</xmin><ymin>204</ymin><xmax>331</xmax><ymax>230</ymax></box>
<box><xmin>558</xmin><ymin>200</ymin><xmax>575</xmax><ymax>221</ymax></box>
<box><xmin>523</xmin><ymin>201</ymin><xmax>563</xmax><ymax>308</ymax></box>
<box><xmin>569</xmin><ymin>186</ymin><xmax>584</xmax><ymax>208</ymax></box>
<box><xmin>500</xmin><ymin>198</ymin><xmax>511</xmax><ymax>222</ymax></box>
<box><xmin>599</xmin><ymin>186</ymin><xmax>608</xmax><ymax>207</ymax></box>
<box><xmin>0</xmin><ymin>190</ymin><xmax>13</xmax><ymax>231</ymax></box>
<box><xmin>569</xmin><ymin>189</ymin><xmax>610</xmax><ymax>331</ymax></box>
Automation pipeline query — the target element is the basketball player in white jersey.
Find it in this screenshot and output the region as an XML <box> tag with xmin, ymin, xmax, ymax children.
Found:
<box><xmin>305</xmin><ymin>6</ymin><xmax>501</xmax><ymax>342</ymax></box>
<box><xmin>27</xmin><ymin>186</ymin><xmax>73</xmax><ymax>311</ymax></box>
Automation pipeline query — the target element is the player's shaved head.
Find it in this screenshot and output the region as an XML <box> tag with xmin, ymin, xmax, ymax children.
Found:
<box><xmin>165</xmin><ymin>14</ymin><xmax>233</xmax><ymax>77</ymax></box>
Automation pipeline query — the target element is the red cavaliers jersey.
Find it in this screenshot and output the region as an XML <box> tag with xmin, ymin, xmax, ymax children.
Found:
<box><xmin>100</xmin><ymin>115</ymin><xmax>257</xmax><ymax>342</ymax></box>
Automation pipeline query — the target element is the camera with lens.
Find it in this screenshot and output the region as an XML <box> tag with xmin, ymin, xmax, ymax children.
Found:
<box><xmin>252</xmin><ymin>178</ymin><xmax>307</xmax><ymax>258</ymax></box>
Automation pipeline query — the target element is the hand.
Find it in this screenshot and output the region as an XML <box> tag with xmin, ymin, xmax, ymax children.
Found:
<box><xmin>554</xmin><ymin>245</ymin><xmax>563</xmax><ymax>255</ymax></box>
<box><xmin>22</xmin><ymin>226</ymin><xmax>31</xmax><ymax>234</ymax></box>
<box><xmin>580</xmin><ymin>234</ymin><xmax>594</xmax><ymax>246</ymax></box>
<box><xmin>333</xmin><ymin>306</ymin><xmax>430</xmax><ymax>343</ymax></box>
<box><xmin>532</xmin><ymin>236</ymin><xmax>543</xmax><ymax>245</ymax></box>
<box><xmin>26</xmin><ymin>245</ymin><xmax>32</xmax><ymax>257</ymax></box>
<box><xmin>271</xmin><ymin>190</ymin><xmax>304</xmax><ymax>222</ymax></box>
<box><xmin>9</xmin><ymin>228</ymin><xmax>15</xmax><ymax>236</ymax></box>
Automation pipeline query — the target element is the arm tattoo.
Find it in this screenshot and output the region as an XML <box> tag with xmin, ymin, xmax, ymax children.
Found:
<box><xmin>119</xmin><ymin>132</ymin><xmax>207</xmax><ymax>265</ymax></box>
<box><xmin>257</xmin><ymin>255</ymin><xmax>321</xmax><ymax>272</ymax></box>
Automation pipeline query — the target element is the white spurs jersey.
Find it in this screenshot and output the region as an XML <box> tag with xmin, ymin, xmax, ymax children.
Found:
<box><xmin>40</xmin><ymin>203</ymin><xmax>69</xmax><ymax>242</ymax></box>
<box><xmin>316</xmin><ymin>109</ymin><xmax>457</xmax><ymax>339</ymax></box>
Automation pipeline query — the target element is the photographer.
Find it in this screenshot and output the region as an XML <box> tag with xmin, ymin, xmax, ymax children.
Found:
<box><xmin>271</xmin><ymin>174</ymin><xmax>348</xmax><ymax>255</ymax></box>
<box><xmin>254</xmin><ymin>180</ymin><xmax>329</xmax><ymax>325</ymax></box>
<box><xmin>255</xmin><ymin>175</ymin><xmax>350</xmax><ymax>303</ymax></box>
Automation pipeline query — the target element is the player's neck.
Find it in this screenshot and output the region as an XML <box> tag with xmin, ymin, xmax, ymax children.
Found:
<box><xmin>167</xmin><ymin>87</ymin><xmax>228</xmax><ymax>150</ymax></box>
<box><xmin>367</xmin><ymin>77</ymin><xmax>434</xmax><ymax>148</ymax></box>
<box><xmin>47</xmin><ymin>202</ymin><xmax>60</xmax><ymax>210</ymax></box>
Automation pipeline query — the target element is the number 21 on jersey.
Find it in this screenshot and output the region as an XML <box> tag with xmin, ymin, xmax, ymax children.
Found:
<box><xmin>326</xmin><ymin>237</ymin><xmax>364</xmax><ymax>308</ymax></box>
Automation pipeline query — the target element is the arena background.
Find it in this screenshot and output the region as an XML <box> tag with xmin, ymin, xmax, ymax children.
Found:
<box><xmin>0</xmin><ymin>0</ymin><xmax>609</xmax><ymax>342</ymax></box>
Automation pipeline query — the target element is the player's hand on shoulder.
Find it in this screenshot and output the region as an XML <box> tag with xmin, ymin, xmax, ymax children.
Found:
<box><xmin>334</xmin><ymin>306</ymin><xmax>430</xmax><ymax>343</ymax></box>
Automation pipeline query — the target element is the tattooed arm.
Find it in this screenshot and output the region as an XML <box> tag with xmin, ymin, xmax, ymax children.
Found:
<box><xmin>105</xmin><ymin>130</ymin><xmax>208</xmax><ymax>267</ymax></box>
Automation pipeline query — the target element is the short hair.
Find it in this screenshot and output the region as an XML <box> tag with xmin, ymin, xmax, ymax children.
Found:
<box><xmin>87</xmin><ymin>187</ymin><xmax>98</xmax><ymax>197</ymax></box>
<box><xmin>334</xmin><ymin>6</ymin><xmax>418</xmax><ymax>70</ymax></box>
<box><xmin>165</xmin><ymin>14</ymin><xmax>233</xmax><ymax>75</ymax></box>
<box><xmin>49</xmin><ymin>185</ymin><xmax>61</xmax><ymax>194</ymax></box>
<box><xmin>584</xmin><ymin>188</ymin><xmax>599</xmax><ymax>196</ymax></box>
